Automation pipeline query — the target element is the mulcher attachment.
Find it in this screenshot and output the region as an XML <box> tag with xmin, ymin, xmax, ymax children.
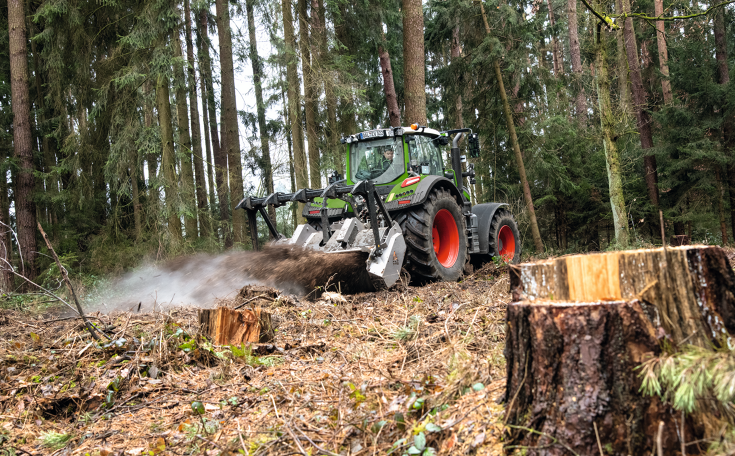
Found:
<box><xmin>235</xmin><ymin>180</ymin><xmax>406</xmax><ymax>290</ymax></box>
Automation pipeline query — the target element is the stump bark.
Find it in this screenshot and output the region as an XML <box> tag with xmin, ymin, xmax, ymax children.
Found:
<box><xmin>504</xmin><ymin>246</ymin><xmax>735</xmax><ymax>455</ymax></box>
<box><xmin>198</xmin><ymin>306</ymin><xmax>275</xmax><ymax>345</ymax></box>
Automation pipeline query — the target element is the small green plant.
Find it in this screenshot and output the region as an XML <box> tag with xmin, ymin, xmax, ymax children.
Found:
<box><xmin>38</xmin><ymin>431</ymin><xmax>72</xmax><ymax>450</ymax></box>
<box><xmin>392</xmin><ymin>315</ymin><xmax>422</xmax><ymax>341</ymax></box>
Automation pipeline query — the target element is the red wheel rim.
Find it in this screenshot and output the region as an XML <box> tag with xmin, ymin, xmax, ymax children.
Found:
<box><xmin>432</xmin><ymin>209</ymin><xmax>459</xmax><ymax>268</ymax></box>
<box><xmin>498</xmin><ymin>225</ymin><xmax>515</xmax><ymax>262</ymax></box>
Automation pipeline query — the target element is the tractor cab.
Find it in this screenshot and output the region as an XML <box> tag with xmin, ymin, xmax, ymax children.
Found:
<box><xmin>343</xmin><ymin>126</ymin><xmax>446</xmax><ymax>187</ymax></box>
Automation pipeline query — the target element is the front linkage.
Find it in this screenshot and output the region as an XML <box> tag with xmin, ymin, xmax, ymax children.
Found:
<box><xmin>235</xmin><ymin>180</ymin><xmax>407</xmax><ymax>290</ymax></box>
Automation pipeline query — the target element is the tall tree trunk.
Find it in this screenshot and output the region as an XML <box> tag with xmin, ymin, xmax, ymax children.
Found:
<box><xmin>451</xmin><ymin>23</ymin><xmax>463</xmax><ymax>130</ymax></box>
<box><xmin>713</xmin><ymin>3</ymin><xmax>735</xmax><ymax>239</ymax></box>
<box><xmin>615</xmin><ymin>0</ymin><xmax>631</xmax><ymax>114</ymax></box>
<box><xmin>379</xmin><ymin>39</ymin><xmax>401</xmax><ymax>127</ymax></box>
<box><xmin>546</xmin><ymin>0</ymin><xmax>564</xmax><ymax>76</ymax></box>
<box><xmin>185</xmin><ymin>0</ymin><xmax>210</xmax><ymax>237</ymax></box>
<box><xmin>402</xmin><ymin>0</ymin><xmax>427</xmax><ymax>125</ymax></box>
<box><xmin>8</xmin><ymin>0</ymin><xmax>37</xmax><ymax>282</ymax></box>
<box><xmin>215</xmin><ymin>0</ymin><xmax>246</xmax><ymax>245</ymax></box>
<box><xmin>298</xmin><ymin>0</ymin><xmax>320</xmax><ymax>188</ymax></box>
<box><xmin>144</xmin><ymin>81</ymin><xmax>159</xmax><ymax>222</ymax></box>
<box><xmin>481</xmin><ymin>3</ymin><xmax>544</xmax><ymax>253</ymax></box>
<box><xmin>283</xmin><ymin>0</ymin><xmax>309</xmax><ymax>221</ymax></box>
<box><xmin>595</xmin><ymin>25</ymin><xmax>629</xmax><ymax>246</ymax></box>
<box><xmin>131</xmin><ymin>163</ymin><xmax>142</xmax><ymax>240</ymax></box>
<box><xmin>315</xmin><ymin>0</ymin><xmax>339</xmax><ymax>176</ymax></box>
<box><xmin>196</xmin><ymin>13</ymin><xmax>219</xmax><ymax>224</ymax></box>
<box><xmin>173</xmin><ymin>33</ymin><xmax>198</xmax><ymax>239</ymax></box>
<box><xmin>621</xmin><ymin>0</ymin><xmax>659</xmax><ymax>209</ymax></box>
<box><xmin>567</xmin><ymin>0</ymin><xmax>587</xmax><ymax>125</ymax></box>
<box><xmin>156</xmin><ymin>75</ymin><xmax>182</xmax><ymax>240</ymax></box>
<box><xmin>653</xmin><ymin>0</ymin><xmax>672</xmax><ymax>104</ymax></box>
<box><xmin>0</xmin><ymin>166</ymin><xmax>12</xmax><ymax>292</ymax></box>
<box><xmin>281</xmin><ymin>76</ymin><xmax>298</xmax><ymax>228</ymax></box>
<box><xmin>201</xmin><ymin>10</ymin><xmax>231</xmax><ymax>245</ymax></box>
<box><xmin>245</xmin><ymin>0</ymin><xmax>276</xmax><ymax>225</ymax></box>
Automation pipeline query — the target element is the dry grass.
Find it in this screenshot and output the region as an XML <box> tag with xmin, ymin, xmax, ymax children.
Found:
<box><xmin>0</xmin><ymin>263</ymin><xmax>511</xmax><ymax>455</ymax></box>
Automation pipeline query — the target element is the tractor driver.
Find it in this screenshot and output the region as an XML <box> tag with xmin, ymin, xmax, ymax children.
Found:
<box><xmin>356</xmin><ymin>147</ymin><xmax>395</xmax><ymax>180</ymax></box>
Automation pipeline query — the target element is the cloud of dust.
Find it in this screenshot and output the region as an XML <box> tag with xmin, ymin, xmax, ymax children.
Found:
<box><xmin>86</xmin><ymin>252</ymin><xmax>277</xmax><ymax>313</ymax></box>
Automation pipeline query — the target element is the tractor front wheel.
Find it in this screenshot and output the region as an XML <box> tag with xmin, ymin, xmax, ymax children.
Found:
<box><xmin>398</xmin><ymin>188</ymin><xmax>467</xmax><ymax>282</ymax></box>
<box><xmin>488</xmin><ymin>209</ymin><xmax>521</xmax><ymax>263</ymax></box>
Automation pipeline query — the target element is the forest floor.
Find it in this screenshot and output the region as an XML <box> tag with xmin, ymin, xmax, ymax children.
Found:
<box><xmin>0</xmin><ymin>262</ymin><xmax>511</xmax><ymax>456</ymax></box>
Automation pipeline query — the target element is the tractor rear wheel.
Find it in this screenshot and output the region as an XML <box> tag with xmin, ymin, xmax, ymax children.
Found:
<box><xmin>397</xmin><ymin>188</ymin><xmax>467</xmax><ymax>281</ymax></box>
<box><xmin>488</xmin><ymin>209</ymin><xmax>521</xmax><ymax>263</ymax></box>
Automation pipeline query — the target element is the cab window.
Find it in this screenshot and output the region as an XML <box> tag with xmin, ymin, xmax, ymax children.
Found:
<box><xmin>408</xmin><ymin>135</ymin><xmax>444</xmax><ymax>176</ymax></box>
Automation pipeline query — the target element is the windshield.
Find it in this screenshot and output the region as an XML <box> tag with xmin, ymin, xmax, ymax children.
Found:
<box><xmin>350</xmin><ymin>137</ymin><xmax>405</xmax><ymax>184</ymax></box>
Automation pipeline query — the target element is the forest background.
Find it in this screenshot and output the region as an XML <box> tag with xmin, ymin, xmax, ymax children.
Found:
<box><xmin>0</xmin><ymin>0</ymin><xmax>733</xmax><ymax>291</ymax></box>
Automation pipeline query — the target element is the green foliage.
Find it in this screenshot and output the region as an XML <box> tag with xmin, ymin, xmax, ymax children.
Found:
<box><xmin>38</xmin><ymin>431</ymin><xmax>73</xmax><ymax>450</ymax></box>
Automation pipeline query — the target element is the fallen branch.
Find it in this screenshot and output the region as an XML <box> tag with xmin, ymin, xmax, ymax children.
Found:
<box><xmin>38</xmin><ymin>222</ymin><xmax>103</xmax><ymax>341</ymax></box>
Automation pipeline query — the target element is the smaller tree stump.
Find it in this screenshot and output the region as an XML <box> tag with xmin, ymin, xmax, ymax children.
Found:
<box><xmin>199</xmin><ymin>307</ymin><xmax>275</xmax><ymax>345</ymax></box>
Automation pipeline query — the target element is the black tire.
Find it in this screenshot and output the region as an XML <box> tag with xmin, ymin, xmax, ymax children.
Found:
<box><xmin>488</xmin><ymin>209</ymin><xmax>521</xmax><ymax>264</ymax></box>
<box><xmin>396</xmin><ymin>188</ymin><xmax>467</xmax><ymax>281</ymax></box>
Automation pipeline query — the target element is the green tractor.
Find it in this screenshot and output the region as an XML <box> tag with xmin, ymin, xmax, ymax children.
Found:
<box><xmin>236</xmin><ymin>125</ymin><xmax>521</xmax><ymax>289</ymax></box>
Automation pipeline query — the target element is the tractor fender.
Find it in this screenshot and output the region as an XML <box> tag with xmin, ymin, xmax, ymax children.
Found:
<box><xmin>472</xmin><ymin>203</ymin><xmax>509</xmax><ymax>255</ymax></box>
<box><xmin>412</xmin><ymin>176</ymin><xmax>465</xmax><ymax>206</ymax></box>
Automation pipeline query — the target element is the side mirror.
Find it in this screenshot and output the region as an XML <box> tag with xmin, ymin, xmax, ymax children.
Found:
<box><xmin>437</xmin><ymin>136</ymin><xmax>449</xmax><ymax>146</ymax></box>
<box><xmin>468</xmin><ymin>133</ymin><xmax>480</xmax><ymax>158</ymax></box>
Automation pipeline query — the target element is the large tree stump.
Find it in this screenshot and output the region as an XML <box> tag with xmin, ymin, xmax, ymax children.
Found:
<box><xmin>504</xmin><ymin>246</ymin><xmax>735</xmax><ymax>455</ymax></box>
<box><xmin>199</xmin><ymin>307</ymin><xmax>275</xmax><ymax>345</ymax></box>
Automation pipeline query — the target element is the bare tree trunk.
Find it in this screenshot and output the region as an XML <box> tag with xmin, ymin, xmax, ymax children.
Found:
<box><xmin>173</xmin><ymin>33</ymin><xmax>198</xmax><ymax>239</ymax></box>
<box><xmin>595</xmin><ymin>25</ymin><xmax>629</xmax><ymax>246</ymax></box>
<box><xmin>185</xmin><ymin>0</ymin><xmax>210</xmax><ymax>237</ymax></box>
<box><xmin>653</xmin><ymin>0</ymin><xmax>672</xmax><ymax>103</ymax></box>
<box><xmin>379</xmin><ymin>41</ymin><xmax>401</xmax><ymax>127</ymax></box>
<box><xmin>402</xmin><ymin>0</ymin><xmax>427</xmax><ymax>125</ymax></box>
<box><xmin>615</xmin><ymin>0</ymin><xmax>631</xmax><ymax>114</ymax></box>
<box><xmin>246</xmin><ymin>0</ymin><xmax>276</xmax><ymax>225</ymax></box>
<box><xmin>0</xmin><ymin>169</ymin><xmax>12</xmax><ymax>292</ymax></box>
<box><xmin>621</xmin><ymin>0</ymin><xmax>659</xmax><ymax>210</ymax></box>
<box><xmin>156</xmin><ymin>75</ymin><xmax>183</xmax><ymax>240</ymax></box>
<box><xmin>298</xmin><ymin>0</ymin><xmax>320</xmax><ymax>188</ymax></box>
<box><xmin>315</xmin><ymin>0</ymin><xmax>340</xmax><ymax>176</ymax></box>
<box><xmin>215</xmin><ymin>0</ymin><xmax>247</xmax><ymax>245</ymax></box>
<box><xmin>131</xmin><ymin>163</ymin><xmax>142</xmax><ymax>240</ymax></box>
<box><xmin>567</xmin><ymin>0</ymin><xmax>587</xmax><ymax>124</ymax></box>
<box><xmin>8</xmin><ymin>0</ymin><xmax>37</xmax><ymax>282</ymax></box>
<box><xmin>546</xmin><ymin>0</ymin><xmax>564</xmax><ymax>76</ymax></box>
<box><xmin>283</xmin><ymin>0</ymin><xmax>309</xmax><ymax>221</ymax></box>
<box><xmin>335</xmin><ymin>2</ymin><xmax>358</xmax><ymax>148</ymax></box>
<box><xmin>144</xmin><ymin>82</ymin><xmax>160</xmax><ymax>228</ymax></box>
<box><xmin>281</xmin><ymin>77</ymin><xmax>298</xmax><ymax>228</ymax></box>
<box><xmin>481</xmin><ymin>3</ymin><xmax>544</xmax><ymax>253</ymax></box>
<box><xmin>198</xmin><ymin>12</ymin><xmax>224</xmax><ymax>231</ymax></box>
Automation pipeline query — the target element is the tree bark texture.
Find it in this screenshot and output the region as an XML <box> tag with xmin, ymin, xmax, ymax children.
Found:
<box><xmin>567</xmin><ymin>0</ymin><xmax>587</xmax><ymax>125</ymax></box>
<box><xmin>173</xmin><ymin>33</ymin><xmax>198</xmax><ymax>239</ymax></box>
<box><xmin>654</xmin><ymin>0</ymin><xmax>672</xmax><ymax>104</ymax></box>
<box><xmin>156</xmin><ymin>76</ymin><xmax>183</xmax><ymax>240</ymax></box>
<box><xmin>8</xmin><ymin>0</ymin><xmax>37</xmax><ymax>281</ymax></box>
<box><xmin>621</xmin><ymin>0</ymin><xmax>659</xmax><ymax>209</ymax></box>
<box><xmin>595</xmin><ymin>27</ymin><xmax>629</xmax><ymax>246</ymax></box>
<box><xmin>315</xmin><ymin>0</ymin><xmax>340</xmax><ymax>177</ymax></box>
<box><xmin>283</xmin><ymin>0</ymin><xmax>309</xmax><ymax>221</ymax></box>
<box><xmin>481</xmin><ymin>3</ymin><xmax>544</xmax><ymax>253</ymax></box>
<box><xmin>185</xmin><ymin>0</ymin><xmax>210</xmax><ymax>237</ymax></box>
<box><xmin>215</xmin><ymin>0</ymin><xmax>247</xmax><ymax>245</ymax></box>
<box><xmin>379</xmin><ymin>44</ymin><xmax>401</xmax><ymax>128</ymax></box>
<box><xmin>615</xmin><ymin>0</ymin><xmax>631</xmax><ymax>115</ymax></box>
<box><xmin>504</xmin><ymin>246</ymin><xmax>735</xmax><ymax>454</ymax></box>
<box><xmin>199</xmin><ymin>10</ymin><xmax>229</xmax><ymax>235</ymax></box>
<box><xmin>546</xmin><ymin>0</ymin><xmax>564</xmax><ymax>77</ymax></box>
<box><xmin>144</xmin><ymin>81</ymin><xmax>159</xmax><ymax>220</ymax></box>
<box><xmin>0</xmin><ymin>172</ymin><xmax>12</xmax><ymax>292</ymax></box>
<box><xmin>298</xmin><ymin>0</ymin><xmax>321</xmax><ymax>189</ymax></box>
<box><xmin>402</xmin><ymin>0</ymin><xmax>427</xmax><ymax>125</ymax></box>
<box><xmin>245</xmin><ymin>0</ymin><xmax>277</xmax><ymax>226</ymax></box>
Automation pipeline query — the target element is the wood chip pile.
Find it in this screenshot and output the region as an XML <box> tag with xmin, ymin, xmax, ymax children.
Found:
<box><xmin>0</xmin><ymin>264</ymin><xmax>510</xmax><ymax>455</ymax></box>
